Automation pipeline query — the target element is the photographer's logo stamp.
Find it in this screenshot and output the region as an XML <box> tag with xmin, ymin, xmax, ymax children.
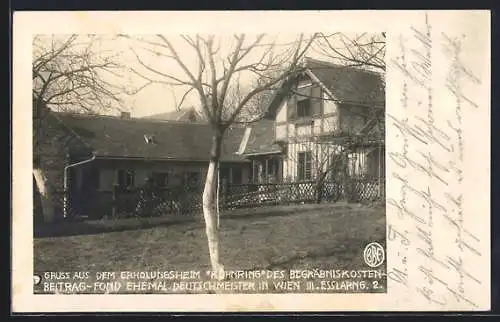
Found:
<box><xmin>33</xmin><ymin>274</ymin><xmax>41</xmax><ymax>286</ymax></box>
<box><xmin>363</xmin><ymin>242</ymin><xmax>385</xmax><ymax>268</ymax></box>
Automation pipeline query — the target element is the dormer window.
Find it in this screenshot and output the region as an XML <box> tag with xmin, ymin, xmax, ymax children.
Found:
<box><xmin>144</xmin><ymin>134</ymin><xmax>155</xmax><ymax>144</ymax></box>
<box><xmin>297</xmin><ymin>73</ymin><xmax>312</xmax><ymax>88</ymax></box>
<box><xmin>297</xmin><ymin>98</ymin><xmax>311</xmax><ymax>118</ymax></box>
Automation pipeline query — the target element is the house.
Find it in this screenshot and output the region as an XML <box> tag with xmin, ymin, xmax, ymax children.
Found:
<box><xmin>237</xmin><ymin>58</ymin><xmax>385</xmax><ymax>184</ymax></box>
<box><xmin>33</xmin><ymin>58</ymin><xmax>385</xmax><ymax>220</ymax></box>
<box><xmin>34</xmin><ymin>107</ymin><xmax>250</xmax><ymax>219</ymax></box>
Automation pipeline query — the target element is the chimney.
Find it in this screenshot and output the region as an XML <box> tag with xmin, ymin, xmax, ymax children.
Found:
<box><xmin>120</xmin><ymin>111</ymin><xmax>131</xmax><ymax>119</ymax></box>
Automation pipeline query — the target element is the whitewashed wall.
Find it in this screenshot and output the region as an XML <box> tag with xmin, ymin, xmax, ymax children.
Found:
<box><xmin>323</xmin><ymin>92</ymin><xmax>337</xmax><ymax>114</ymax></box>
<box><xmin>282</xmin><ymin>141</ymin><xmax>345</xmax><ymax>181</ymax></box>
<box><xmin>275</xmin><ymin>100</ymin><xmax>288</xmax><ymax>141</ymax></box>
<box><xmin>281</xmin><ymin>142</ymin><xmax>378</xmax><ymax>181</ymax></box>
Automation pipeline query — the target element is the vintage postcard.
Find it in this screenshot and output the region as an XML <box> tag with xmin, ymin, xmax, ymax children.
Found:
<box><xmin>12</xmin><ymin>10</ymin><xmax>490</xmax><ymax>312</ymax></box>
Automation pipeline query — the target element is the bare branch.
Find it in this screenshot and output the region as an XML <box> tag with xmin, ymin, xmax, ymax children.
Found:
<box><xmin>130</xmin><ymin>47</ymin><xmax>193</xmax><ymax>86</ymax></box>
<box><xmin>217</xmin><ymin>34</ymin><xmax>246</xmax><ymax>120</ymax></box>
<box><xmin>156</xmin><ymin>34</ymin><xmax>212</xmax><ymax>121</ymax></box>
<box><xmin>177</xmin><ymin>87</ymin><xmax>196</xmax><ymax>111</ymax></box>
<box><xmin>156</xmin><ymin>35</ymin><xmax>199</xmax><ymax>84</ymax></box>
<box><xmin>224</xmin><ymin>33</ymin><xmax>318</xmax><ymax>127</ymax></box>
<box><xmin>33</xmin><ymin>34</ymin><xmax>139</xmax><ymax>113</ymax></box>
<box><xmin>205</xmin><ymin>35</ymin><xmax>221</xmax><ymax>120</ymax></box>
<box><xmin>315</xmin><ymin>32</ymin><xmax>386</xmax><ymax>72</ymax></box>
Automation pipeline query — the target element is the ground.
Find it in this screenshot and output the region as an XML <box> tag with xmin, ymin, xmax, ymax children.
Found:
<box><xmin>34</xmin><ymin>203</ymin><xmax>386</xmax><ymax>294</ymax></box>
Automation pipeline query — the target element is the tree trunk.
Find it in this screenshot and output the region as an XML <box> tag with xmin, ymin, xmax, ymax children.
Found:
<box><xmin>33</xmin><ymin>168</ymin><xmax>54</xmax><ymax>223</ymax></box>
<box><xmin>202</xmin><ymin>129</ymin><xmax>225</xmax><ymax>280</ymax></box>
<box><xmin>342</xmin><ymin>154</ymin><xmax>354</xmax><ymax>203</ymax></box>
<box><xmin>315</xmin><ymin>171</ymin><xmax>327</xmax><ymax>204</ymax></box>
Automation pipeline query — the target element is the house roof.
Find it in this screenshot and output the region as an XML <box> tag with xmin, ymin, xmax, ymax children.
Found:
<box><xmin>304</xmin><ymin>58</ymin><xmax>385</xmax><ymax>106</ymax></box>
<box><xmin>266</xmin><ymin>58</ymin><xmax>385</xmax><ymax>118</ymax></box>
<box><xmin>240</xmin><ymin>119</ymin><xmax>283</xmax><ymax>156</ymax></box>
<box><xmin>244</xmin><ymin>59</ymin><xmax>385</xmax><ymax>156</ymax></box>
<box><xmin>52</xmin><ymin>112</ymin><xmax>248</xmax><ymax>162</ymax></box>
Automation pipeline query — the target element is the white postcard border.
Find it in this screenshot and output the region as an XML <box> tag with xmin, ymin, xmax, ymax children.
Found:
<box><xmin>12</xmin><ymin>10</ymin><xmax>491</xmax><ymax>312</ymax></box>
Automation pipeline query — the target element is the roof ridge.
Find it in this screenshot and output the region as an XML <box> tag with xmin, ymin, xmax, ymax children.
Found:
<box><xmin>54</xmin><ymin>111</ymin><xmax>247</xmax><ymax>134</ymax></box>
<box><xmin>305</xmin><ymin>57</ymin><xmax>383</xmax><ymax>76</ymax></box>
<box><xmin>141</xmin><ymin>106</ymin><xmax>202</xmax><ymax>119</ymax></box>
<box><xmin>53</xmin><ymin>111</ymin><xmax>211</xmax><ymax>126</ymax></box>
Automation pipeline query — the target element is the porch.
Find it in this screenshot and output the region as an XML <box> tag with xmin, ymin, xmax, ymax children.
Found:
<box><xmin>247</xmin><ymin>153</ymin><xmax>284</xmax><ymax>184</ymax></box>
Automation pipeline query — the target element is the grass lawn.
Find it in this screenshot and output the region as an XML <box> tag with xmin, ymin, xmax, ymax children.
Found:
<box><xmin>34</xmin><ymin>203</ymin><xmax>386</xmax><ymax>294</ymax></box>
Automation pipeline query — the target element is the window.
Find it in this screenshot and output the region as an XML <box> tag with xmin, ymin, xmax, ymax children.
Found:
<box><xmin>98</xmin><ymin>168</ymin><xmax>113</xmax><ymax>191</ymax></box>
<box><xmin>264</xmin><ymin>158</ymin><xmax>281</xmax><ymax>183</ymax></box>
<box><xmin>232</xmin><ymin>168</ymin><xmax>242</xmax><ymax>185</ymax></box>
<box><xmin>117</xmin><ymin>169</ymin><xmax>135</xmax><ymax>189</ymax></box>
<box><xmin>219</xmin><ymin>167</ymin><xmax>230</xmax><ymax>184</ymax></box>
<box><xmin>297</xmin><ymin>151</ymin><xmax>312</xmax><ymax>181</ymax></box>
<box><xmin>251</xmin><ymin>162</ymin><xmax>259</xmax><ymax>184</ymax></box>
<box><xmin>347</xmin><ymin>153</ymin><xmax>365</xmax><ymax>177</ymax></box>
<box><xmin>297</xmin><ymin>99</ymin><xmax>311</xmax><ymax>117</ymax></box>
<box><xmin>185</xmin><ymin>172</ymin><xmax>201</xmax><ymax>187</ymax></box>
<box><xmin>152</xmin><ymin>172</ymin><xmax>169</xmax><ymax>187</ymax></box>
<box><xmin>89</xmin><ymin>167</ymin><xmax>100</xmax><ymax>190</ymax></box>
<box><xmin>218</xmin><ymin>167</ymin><xmax>244</xmax><ymax>185</ymax></box>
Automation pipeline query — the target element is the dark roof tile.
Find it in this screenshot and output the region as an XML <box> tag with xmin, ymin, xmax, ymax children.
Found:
<box><xmin>53</xmin><ymin>112</ymin><xmax>248</xmax><ymax>162</ymax></box>
<box><xmin>305</xmin><ymin>58</ymin><xmax>385</xmax><ymax>105</ymax></box>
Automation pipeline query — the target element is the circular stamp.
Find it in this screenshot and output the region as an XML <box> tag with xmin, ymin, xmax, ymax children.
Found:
<box><xmin>33</xmin><ymin>274</ymin><xmax>42</xmax><ymax>286</ymax></box>
<box><xmin>363</xmin><ymin>242</ymin><xmax>385</xmax><ymax>268</ymax></box>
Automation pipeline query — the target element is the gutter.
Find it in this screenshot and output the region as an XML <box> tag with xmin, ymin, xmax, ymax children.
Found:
<box><xmin>63</xmin><ymin>153</ymin><xmax>96</xmax><ymax>218</ymax></box>
<box><xmin>243</xmin><ymin>150</ymin><xmax>283</xmax><ymax>157</ymax></box>
<box><xmin>93</xmin><ymin>155</ymin><xmax>250</xmax><ymax>163</ymax></box>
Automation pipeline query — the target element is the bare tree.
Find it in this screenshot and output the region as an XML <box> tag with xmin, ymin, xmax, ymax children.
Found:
<box><xmin>314</xmin><ymin>32</ymin><xmax>386</xmax><ymax>201</ymax></box>
<box><xmin>128</xmin><ymin>34</ymin><xmax>316</xmax><ymax>277</ymax></box>
<box><xmin>281</xmin><ymin>114</ymin><xmax>374</xmax><ymax>204</ymax></box>
<box><xmin>314</xmin><ymin>32</ymin><xmax>386</xmax><ymax>72</ymax></box>
<box><xmin>33</xmin><ymin>34</ymin><xmax>137</xmax><ymax>112</ymax></box>
<box><xmin>33</xmin><ymin>34</ymin><xmax>136</xmax><ymax>222</ymax></box>
<box><xmin>316</xmin><ymin>121</ymin><xmax>384</xmax><ymax>203</ymax></box>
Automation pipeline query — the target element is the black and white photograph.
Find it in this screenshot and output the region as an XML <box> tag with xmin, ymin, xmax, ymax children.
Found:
<box><xmin>32</xmin><ymin>32</ymin><xmax>387</xmax><ymax>294</ymax></box>
<box><xmin>12</xmin><ymin>10</ymin><xmax>490</xmax><ymax>312</ymax></box>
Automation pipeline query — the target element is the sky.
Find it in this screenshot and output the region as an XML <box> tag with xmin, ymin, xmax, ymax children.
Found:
<box><xmin>35</xmin><ymin>33</ymin><xmax>382</xmax><ymax>118</ymax></box>
<box><xmin>113</xmin><ymin>34</ymin><xmax>322</xmax><ymax>118</ymax></box>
